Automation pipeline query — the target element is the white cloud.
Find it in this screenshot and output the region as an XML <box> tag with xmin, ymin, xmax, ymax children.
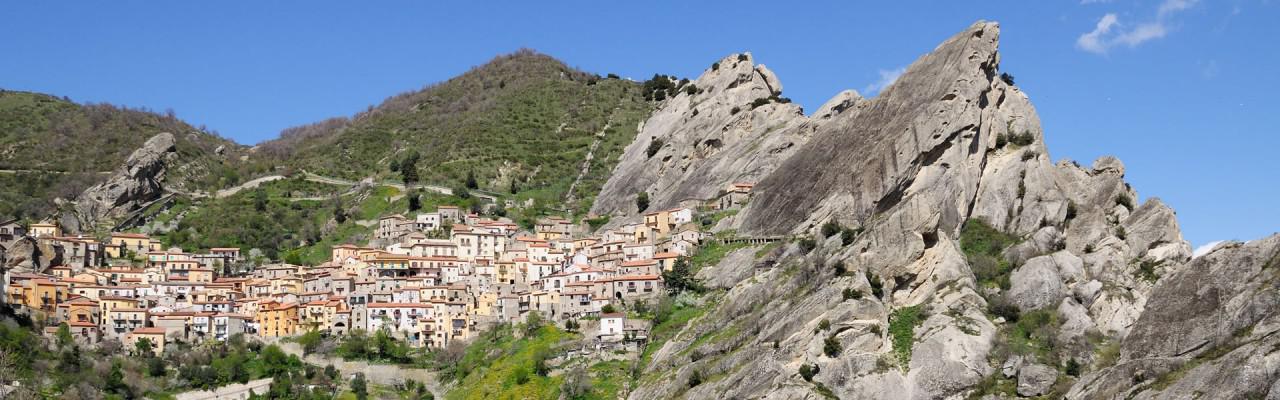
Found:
<box><xmin>1076</xmin><ymin>0</ymin><xmax>1199</xmax><ymax>54</ymax></box>
<box><xmin>863</xmin><ymin>67</ymin><xmax>906</xmax><ymax>96</ymax></box>
<box><xmin>1077</xmin><ymin>13</ymin><xmax>1119</xmax><ymax>53</ymax></box>
<box><xmin>1193</xmin><ymin>240</ymin><xmax>1225</xmax><ymax>258</ymax></box>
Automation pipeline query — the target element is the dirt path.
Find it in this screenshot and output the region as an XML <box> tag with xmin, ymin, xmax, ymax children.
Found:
<box><xmin>565</xmin><ymin>109</ymin><xmax>617</xmax><ymax>205</ymax></box>
<box><xmin>173</xmin><ymin>378</ymin><xmax>273</xmax><ymax>400</ymax></box>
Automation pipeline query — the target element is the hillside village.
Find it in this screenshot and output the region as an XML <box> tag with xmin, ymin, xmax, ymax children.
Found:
<box><xmin>0</xmin><ymin>181</ymin><xmax>756</xmax><ymax>357</ymax></box>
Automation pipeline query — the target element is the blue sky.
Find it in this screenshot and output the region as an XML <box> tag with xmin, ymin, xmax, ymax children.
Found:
<box><xmin>1</xmin><ymin>1</ymin><xmax>1275</xmax><ymax>247</ymax></box>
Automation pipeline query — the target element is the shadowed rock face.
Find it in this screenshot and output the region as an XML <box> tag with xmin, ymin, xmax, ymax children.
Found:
<box><xmin>73</xmin><ymin>132</ymin><xmax>176</xmax><ymax>232</ymax></box>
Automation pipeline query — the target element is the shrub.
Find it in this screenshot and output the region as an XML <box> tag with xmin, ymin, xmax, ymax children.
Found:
<box><xmin>636</xmin><ymin>192</ymin><xmax>650</xmax><ymax>212</ymax></box>
<box><xmin>1084</xmin><ymin>244</ymin><xmax>1096</xmax><ymax>253</ymax></box>
<box><xmin>1014</xmin><ymin>132</ymin><xmax>1035</xmax><ymax>146</ymax></box>
<box><xmin>818</xmin><ymin>319</ymin><xmax>831</xmax><ymax>331</ymax></box>
<box><xmin>685</xmin><ymin>85</ymin><xmax>698</xmax><ymax>95</ymax></box>
<box><xmin>1115</xmin><ymin>194</ymin><xmax>1134</xmax><ymax>211</ymax></box>
<box><xmin>607</xmin><ymin>73</ymin><xmax>620</xmax><ymax>79</ymax></box>
<box><xmin>823</xmin><ymin>334</ymin><xmax>842</xmax><ymax>357</ymax></box>
<box><xmin>842</xmin><ymin>287</ymin><xmax>863</xmax><ymax>301</ymax></box>
<box><xmin>730</xmin><ymin>106</ymin><xmax>741</xmax><ymax>115</ymax></box>
<box><xmin>1000</xmin><ymin>72</ymin><xmax>1015</xmax><ymax>85</ymax></box>
<box><xmin>601</xmin><ymin>304</ymin><xmax>617</xmax><ymax>314</ymax></box>
<box><xmin>840</xmin><ymin>227</ymin><xmax>860</xmax><ymax>246</ymax></box>
<box><xmin>889</xmin><ymin>306</ymin><xmax>923</xmax><ymax>367</ymax></box>
<box><xmin>1021</xmin><ymin>151</ymin><xmax>1038</xmax><ymax>161</ymax></box>
<box><xmin>1065</xmin><ymin>201</ymin><xmax>1078</xmax><ymax>221</ymax></box>
<box><xmin>869</xmin><ymin>273</ymin><xmax>884</xmax><ymax>298</ymax></box>
<box><xmin>711</xmin><ymin>62</ymin><xmax>720</xmax><ymax>71</ymax></box>
<box><xmin>1065</xmin><ymin>358</ymin><xmax>1081</xmax><ymax>377</ymax></box>
<box><xmin>738</xmin><ymin>54</ymin><xmax>749</xmax><ymax>62</ymax></box>
<box><xmin>995</xmin><ymin>133</ymin><xmax>1008</xmax><ymax>148</ymax></box>
<box><xmin>820</xmin><ymin>220</ymin><xmax>842</xmax><ymax>237</ymax></box>
<box><xmin>751</xmin><ymin>97</ymin><xmax>771</xmax><ymax>109</ymax></box>
<box><xmin>646</xmin><ymin>138</ymin><xmax>664</xmax><ymax>158</ymax></box>
<box><xmin>799</xmin><ymin>364</ymin><xmax>819</xmax><ymax>381</ymax></box>
<box><xmin>988</xmin><ymin>295</ymin><xmax>1021</xmax><ymax>323</ymax></box>
<box><xmin>833</xmin><ymin>261</ymin><xmax>847</xmax><ymax>276</ymax></box>
<box><xmin>1115</xmin><ymin>226</ymin><xmax>1127</xmax><ymax>240</ymax></box>
<box><xmin>869</xmin><ymin>324</ymin><xmax>883</xmax><ymax>337</ymax></box>
<box><xmin>798</xmin><ymin>238</ymin><xmax>817</xmax><ymax>253</ymax></box>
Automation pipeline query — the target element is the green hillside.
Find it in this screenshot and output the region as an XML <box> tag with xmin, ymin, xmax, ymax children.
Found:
<box><xmin>256</xmin><ymin>49</ymin><xmax>651</xmax><ymax>215</ymax></box>
<box><xmin>0</xmin><ymin>90</ymin><xmax>250</xmax><ymax>221</ymax></box>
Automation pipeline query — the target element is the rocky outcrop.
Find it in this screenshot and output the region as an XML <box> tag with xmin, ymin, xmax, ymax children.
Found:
<box><xmin>73</xmin><ymin>132</ymin><xmax>177</xmax><ymax>233</ymax></box>
<box><xmin>590</xmin><ymin>53</ymin><xmax>818</xmax><ymax>219</ymax></box>
<box><xmin>625</xmin><ymin>19</ymin><xmax>1219</xmax><ymax>400</ymax></box>
<box><xmin>2</xmin><ymin>236</ymin><xmax>61</xmax><ymax>273</ymax></box>
<box><xmin>1066</xmin><ymin>235</ymin><xmax>1280</xmax><ymax>399</ymax></box>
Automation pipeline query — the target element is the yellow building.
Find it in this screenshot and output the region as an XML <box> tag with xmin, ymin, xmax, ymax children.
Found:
<box><xmin>126</xmin><ymin>327</ymin><xmax>168</xmax><ymax>355</ymax></box>
<box><xmin>256</xmin><ymin>301</ymin><xmax>299</xmax><ymax>337</ymax></box>
<box><xmin>28</xmin><ymin>222</ymin><xmax>61</xmax><ymax>238</ymax></box>
<box><xmin>106</xmin><ymin>232</ymin><xmax>153</xmax><ymax>259</ymax></box>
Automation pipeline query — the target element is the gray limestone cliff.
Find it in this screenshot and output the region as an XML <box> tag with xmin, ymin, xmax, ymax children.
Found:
<box><xmin>621</xmin><ymin>21</ymin><xmax>1254</xmax><ymax>400</ymax></box>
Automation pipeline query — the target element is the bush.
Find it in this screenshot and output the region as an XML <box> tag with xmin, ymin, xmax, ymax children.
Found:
<box><xmin>818</xmin><ymin>319</ymin><xmax>831</xmax><ymax>331</ymax></box>
<box><xmin>606</xmin><ymin>73</ymin><xmax>620</xmax><ymax>79</ymax></box>
<box><xmin>1115</xmin><ymin>226</ymin><xmax>1127</xmax><ymax>240</ymax></box>
<box><xmin>1065</xmin><ymin>358</ymin><xmax>1081</xmax><ymax>377</ymax></box>
<box><xmin>601</xmin><ymin>304</ymin><xmax>617</xmax><ymax>314</ymax></box>
<box><xmin>711</xmin><ymin>62</ymin><xmax>720</xmax><ymax>71</ymax></box>
<box><xmin>833</xmin><ymin>261</ymin><xmax>847</xmax><ymax>276</ymax></box>
<box><xmin>842</xmin><ymin>287</ymin><xmax>863</xmax><ymax>301</ymax></box>
<box><xmin>799</xmin><ymin>363</ymin><xmax>819</xmax><ymax>381</ymax></box>
<box><xmin>1021</xmin><ymin>151</ymin><xmax>1038</xmax><ymax>161</ymax></box>
<box><xmin>798</xmin><ymin>238</ymin><xmax>817</xmax><ymax>253</ymax></box>
<box><xmin>868</xmin><ymin>273</ymin><xmax>884</xmax><ymax>298</ymax></box>
<box><xmin>1000</xmin><ymin>72</ymin><xmax>1015</xmax><ymax>85</ymax></box>
<box><xmin>730</xmin><ymin>106</ymin><xmax>741</xmax><ymax>115</ymax></box>
<box><xmin>840</xmin><ymin>227</ymin><xmax>860</xmax><ymax>246</ymax></box>
<box><xmin>738</xmin><ymin>54</ymin><xmax>749</xmax><ymax>62</ymax></box>
<box><xmin>685</xmin><ymin>85</ymin><xmax>698</xmax><ymax>95</ymax></box>
<box><xmin>636</xmin><ymin>191</ymin><xmax>650</xmax><ymax>212</ymax></box>
<box><xmin>889</xmin><ymin>306</ymin><xmax>923</xmax><ymax>367</ymax></box>
<box><xmin>823</xmin><ymin>334</ymin><xmax>842</xmax><ymax>357</ymax></box>
<box><xmin>751</xmin><ymin>97</ymin><xmax>771</xmax><ymax>109</ymax></box>
<box><xmin>820</xmin><ymin>220</ymin><xmax>842</xmax><ymax>237</ymax></box>
<box><xmin>1084</xmin><ymin>244</ymin><xmax>1096</xmax><ymax>253</ymax></box>
<box><xmin>1010</xmin><ymin>131</ymin><xmax>1035</xmax><ymax>146</ymax></box>
<box><xmin>646</xmin><ymin>138</ymin><xmax>664</xmax><ymax>158</ymax></box>
<box><xmin>988</xmin><ymin>295</ymin><xmax>1021</xmax><ymax>323</ymax></box>
<box><xmin>995</xmin><ymin>133</ymin><xmax>1009</xmax><ymax>148</ymax></box>
<box><xmin>1115</xmin><ymin>194</ymin><xmax>1134</xmax><ymax>210</ymax></box>
<box><xmin>1065</xmin><ymin>201</ymin><xmax>1078</xmax><ymax>221</ymax></box>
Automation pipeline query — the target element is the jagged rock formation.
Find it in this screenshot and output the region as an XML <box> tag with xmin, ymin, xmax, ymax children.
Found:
<box><xmin>1066</xmin><ymin>235</ymin><xmax>1280</xmax><ymax>399</ymax></box>
<box><xmin>591</xmin><ymin>53</ymin><xmax>839</xmax><ymax>218</ymax></box>
<box><xmin>623</xmin><ymin>21</ymin><xmax>1241</xmax><ymax>399</ymax></box>
<box><xmin>2</xmin><ymin>236</ymin><xmax>61</xmax><ymax>273</ymax></box>
<box><xmin>72</xmin><ymin>132</ymin><xmax>177</xmax><ymax>233</ymax></box>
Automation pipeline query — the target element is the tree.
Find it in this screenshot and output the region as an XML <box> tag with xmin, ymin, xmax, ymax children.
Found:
<box><xmin>298</xmin><ymin>329</ymin><xmax>323</xmax><ymax>355</ymax></box>
<box><xmin>324</xmin><ymin>365</ymin><xmax>338</xmax><ymax>381</ymax></box>
<box><xmin>635</xmin><ymin>192</ymin><xmax>650</xmax><ymax>212</ymax></box>
<box><xmin>56</xmin><ymin>322</ymin><xmax>72</xmax><ymax>348</ymax></box>
<box><xmin>105</xmin><ymin>359</ymin><xmax>130</xmax><ymax>397</ymax></box>
<box><xmin>351</xmin><ymin>372</ymin><xmax>369</xmax><ymax>400</ymax></box>
<box><xmin>147</xmin><ymin>356</ymin><xmax>167</xmax><ymax>377</ymax></box>
<box><xmin>252</xmin><ymin>188</ymin><xmax>268</xmax><ymax>212</ymax></box>
<box><xmin>662</xmin><ymin>257</ymin><xmax>702</xmax><ymax>295</ymax></box>
<box><xmin>465</xmin><ymin>169</ymin><xmax>478</xmax><ymax>189</ymax></box>
<box><xmin>399</xmin><ymin>150</ymin><xmax>421</xmax><ymax>185</ymax></box>
<box><xmin>135</xmin><ymin>337</ymin><xmax>155</xmax><ymax>357</ymax></box>
<box><xmin>332</xmin><ymin>192</ymin><xmax>347</xmax><ymax>224</ymax></box>
<box><xmin>408</xmin><ymin>189</ymin><xmax>422</xmax><ymax>212</ymax></box>
<box><xmin>601</xmin><ymin>304</ymin><xmax>617</xmax><ymax>314</ymax></box>
<box><xmin>508</xmin><ymin>178</ymin><xmax>519</xmax><ymax>194</ymax></box>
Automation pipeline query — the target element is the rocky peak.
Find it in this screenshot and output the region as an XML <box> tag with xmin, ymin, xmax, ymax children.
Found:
<box><xmin>589</xmin><ymin>52</ymin><xmax>815</xmax><ymax>218</ymax></box>
<box><xmin>72</xmin><ymin>132</ymin><xmax>177</xmax><ymax>233</ymax></box>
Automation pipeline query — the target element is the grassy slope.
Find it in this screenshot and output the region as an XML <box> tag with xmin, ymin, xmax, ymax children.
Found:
<box><xmin>0</xmin><ymin>90</ymin><xmax>251</xmax><ymax>221</ymax></box>
<box><xmin>256</xmin><ymin>49</ymin><xmax>650</xmax><ymax>216</ymax></box>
